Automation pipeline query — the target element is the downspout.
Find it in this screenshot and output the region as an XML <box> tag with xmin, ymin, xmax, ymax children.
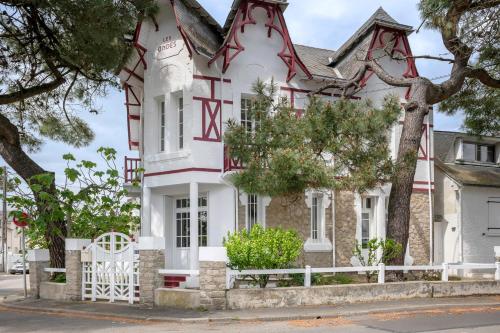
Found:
<box><xmin>331</xmin><ymin>189</ymin><xmax>336</xmax><ymax>267</ymax></box>
<box><xmin>427</xmin><ymin>120</ymin><xmax>434</xmax><ymax>265</ymax></box>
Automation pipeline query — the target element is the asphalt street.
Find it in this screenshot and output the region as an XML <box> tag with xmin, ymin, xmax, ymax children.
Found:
<box><xmin>1</xmin><ymin>274</ymin><xmax>500</xmax><ymax>332</ymax></box>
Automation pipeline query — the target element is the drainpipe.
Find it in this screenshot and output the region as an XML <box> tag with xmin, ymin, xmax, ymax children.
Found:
<box><xmin>331</xmin><ymin>189</ymin><xmax>336</xmax><ymax>267</ymax></box>
<box><xmin>427</xmin><ymin>119</ymin><xmax>434</xmax><ymax>266</ymax></box>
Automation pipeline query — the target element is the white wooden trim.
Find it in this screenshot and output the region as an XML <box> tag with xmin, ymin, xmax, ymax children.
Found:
<box><xmin>44</xmin><ymin>268</ymin><xmax>66</xmax><ymax>273</ymax></box>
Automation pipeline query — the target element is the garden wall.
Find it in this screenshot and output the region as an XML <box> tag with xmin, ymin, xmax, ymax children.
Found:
<box><xmin>226</xmin><ymin>281</ymin><xmax>500</xmax><ymax>309</ymax></box>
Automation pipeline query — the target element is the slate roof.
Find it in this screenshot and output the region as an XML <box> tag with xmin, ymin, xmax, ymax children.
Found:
<box><xmin>294</xmin><ymin>44</ymin><xmax>339</xmax><ymax>79</ymax></box>
<box><xmin>434</xmin><ymin>131</ymin><xmax>500</xmax><ymax>188</ymax></box>
<box><xmin>329</xmin><ymin>7</ymin><xmax>413</xmax><ymax>66</ymax></box>
<box><xmin>176</xmin><ymin>0</ymin><xmax>223</xmax><ymax>57</ymax></box>
<box><xmin>436</xmin><ymin>160</ymin><xmax>500</xmax><ymax>188</ymax></box>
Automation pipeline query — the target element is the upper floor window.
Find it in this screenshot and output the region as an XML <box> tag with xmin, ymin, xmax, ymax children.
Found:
<box><xmin>241</xmin><ymin>97</ymin><xmax>259</xmax><ymax>133</ymax></box>
<box><xmin>159</xmin><ymin>100</ymin><xmax>166</xmax><ymax>152</ymax></box>
<box><xmin>178</xmin><ymin>97</ymin><xmax>184</xmax><ymax>150</ymax></box>
<box><xmin>463</xmin><ymin>142</ymin><xmax>495</xmax><ymax>163</ymax></box>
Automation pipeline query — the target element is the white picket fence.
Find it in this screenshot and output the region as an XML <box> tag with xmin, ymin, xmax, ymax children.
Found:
<box><xmin>227</xmin><ymin>262</ymin><xmax>500</xmax><ymax>288</ymax></box>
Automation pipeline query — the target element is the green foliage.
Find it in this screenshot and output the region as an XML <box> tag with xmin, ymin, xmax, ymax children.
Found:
<box><xmin>224</xmin><ymin>80</ymin><xmax>400</xmax><ymax>197</ymax></box>
<box><xmin>52</xmin><ymin>273</ymin><xmax>67</xmax><ymax>284</ymax></box>
<box><xmin>6</xmin><ymin>147</ymin><xmax>140</xmax><ymax>248</ymax></box>
<box><xmin>0</xmin><ymin>0</ymin><xmax>158</xmax><ymax>150</ymax></box>
<box><xmin>418</xmin><ymin>0</ymin><xmax>499</xmax><ymax>136</ymax></box>
<box><xmin>353</xmin><ymin>238</ymin><xmax>403</xmax><ymax>283</ymax></box>
<box><xmin>224</xmin><ymin>225</ymin><xmax>303</xmax><ymax>288</ymax></box>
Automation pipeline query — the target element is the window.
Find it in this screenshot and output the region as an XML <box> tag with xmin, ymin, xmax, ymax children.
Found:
<box><xmin>463</xmin><ymin>143</ymin><xmax>495</xmax><ymax>163</ymax></box>
<box><xmin>178</xmin><ymin>97</ymin><xmax>184</xmax><ymax>150</ymax></box>
<box><xmin>241</xmin><ymin>97</ymin><xmax>259</xmax><ymax>133</ymax></box>
<box><xmin>311</xmin><ymin>194</ymin><xmax>322</xmax><ymax>240</ymax></box>
<box><xmin>247</xmin><ymin>194</ymin><xmax>258</xmax><ymax>230</ymax></box>
<box><xmin>361</xmin><ymin>197</ymin><xmax>373</xmax><ymax>248</ymax></box>
<box><xmin>159</xmin><ymin>101</ymin><xmax>166</xmax><ymax>152</ymax></box>
<box><xmin>175</xmin><ymin>195</ymin><xmax>208</xmax><ymax>248</ymax></box>
<box><xmin>488</xmin><ymin>199</ymin><xmax>500</xmax><ymax>232</ymax></box>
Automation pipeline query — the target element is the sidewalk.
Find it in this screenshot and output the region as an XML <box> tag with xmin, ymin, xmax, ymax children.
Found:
<box><xmin>1</xmin><ymin>296</ymin><xmax>500</xmax><ymax>323</ymax></box>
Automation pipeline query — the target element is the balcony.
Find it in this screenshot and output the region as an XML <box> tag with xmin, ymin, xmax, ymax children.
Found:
<box><xmin>224</xmin><ymin>146</ymin><xmax>244</xmax><ymax>173</ymax></box>
<box><xmin>124</xmin><ymin>157</ymin><xmax>141</xmax><ymax>197</ymax></box>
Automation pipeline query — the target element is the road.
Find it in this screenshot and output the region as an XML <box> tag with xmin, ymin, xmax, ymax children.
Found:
<box><xmin>1</xmin><ymin>274</ymin><xmax>499</xmax><ymax>332</ymax></box>
<box><xmin>0</xmin><ymin>302</ymin><xmax>499</xmax><ymax>333</ymax></box>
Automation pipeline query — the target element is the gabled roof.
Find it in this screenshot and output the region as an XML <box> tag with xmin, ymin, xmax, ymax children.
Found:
<box><xmin>329</xmin><ymin>7</ymin><xmax>413</xmax><ymax>66</ymax></box>
<box><xmin>175</xmin><ymin>0</ymin><xmax>224</xmax><ymax>57</ymax></box>
<box><xmin>294</xmin><ymin>44</ymin><xmax>340</xmax><ymax>79</ymax></box>
<box><xmin>223</xmin><ymin>0</ymin><xmax>289</xmax><ymax>33</ymax></box>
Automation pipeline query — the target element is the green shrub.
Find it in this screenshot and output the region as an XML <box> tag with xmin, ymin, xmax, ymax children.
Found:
<box><xmin>224</xmin><ymin>225</ymin><xmax>303</xmax><ymax>288</ymax></box>
<box><xmin>353</xmin><ymin>238</ymin><xmax>403</xmax><ymax>282</ymax></box>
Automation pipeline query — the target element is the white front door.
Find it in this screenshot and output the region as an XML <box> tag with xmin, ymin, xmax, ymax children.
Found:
<box><xmin>172</xmin><ymin>195</ymin><xmax>208</xmax><ymax>269</ymax></box>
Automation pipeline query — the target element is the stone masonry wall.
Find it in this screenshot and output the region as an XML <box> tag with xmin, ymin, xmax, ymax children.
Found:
<box><xmin>409</xmin><ymin>192</ymin><xmax>431</xmax><ymax>265</ymax></box>
<box><xmin>199</xmin><ymin>261</ymin><xmax>226</xmax><ymax>310</ymax></box>
<box><xmin>266</xmin><ymin>194</ymin><xmax>333</xmax><ymax>267</ymax></box>
<box><xmin>335</xmin><ymin>191</ymin><xmax>358</xmax><ymax>267</ymax></box>
<box><xmin>139</xmin><ymin>250</ymin><xmax>165</xmax><ymax>306</ymax></box>
<box><xmin>29</xmin><ymin>261</ymin><xmax>50</xmax><ymax>298</ymax></box>
<box><xmin>65</xmin><ymin>250</ymin><xmax>83</xmax><ymax>301</ymax></box>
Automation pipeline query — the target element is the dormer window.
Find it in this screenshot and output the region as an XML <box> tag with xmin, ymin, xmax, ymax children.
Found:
<box><xmin>463</xmin><ymin>142</ymin><xmax>495</xmax><ymax>163</ymax></box>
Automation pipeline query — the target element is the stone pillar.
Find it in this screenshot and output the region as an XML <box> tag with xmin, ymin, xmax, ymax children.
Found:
<box><xmin>65</xmin><ymin>239</ymin><xmax>91</xmax><ymax>301</ymax></box>
<box><xmin>27</xmin><ymin>249</ymin><xmax>50</xmax><ymax>298</ymax></box>
<box><xmin>199</xmin><ymin>247</ymin><xmax>228</xmax><ymax>310</ymax></box>
<box><xmin>139</xmin><ymin>237</ymin><xmax>165</xmax><ymax>306</ymax></box>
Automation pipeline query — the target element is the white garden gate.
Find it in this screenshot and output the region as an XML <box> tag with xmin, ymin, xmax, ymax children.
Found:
<box><xmin>81</xmin><ymin>232</ymin><xmax>139</xmax><ymax>304</ymax></box>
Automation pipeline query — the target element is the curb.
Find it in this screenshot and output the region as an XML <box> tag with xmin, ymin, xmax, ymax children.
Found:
<box><xmin>1</xmin><ymin>299</ymin><xmax>500</xmax><ymax>324</ymax></box>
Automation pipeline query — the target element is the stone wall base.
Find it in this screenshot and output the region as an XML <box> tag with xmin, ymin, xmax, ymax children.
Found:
<box><xmin>154</xmin><ymin>288</ymin><xmax>200</xmax><ymax>309</ymax></box>
<box><xmin>226</xmin><ymin>281</ymin><xmax>500</xmax><ymax>310</ymax></box>
<box><xmin>39</xmin><ymin>282</ymin><xmax>68</xmax><ymax>302</ymax></box>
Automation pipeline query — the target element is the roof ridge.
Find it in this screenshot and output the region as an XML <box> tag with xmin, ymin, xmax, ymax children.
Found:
<box><xmin>294</xmin><ymin>44</ymin><xmax>336</xmax><ymax>53</ymax></box>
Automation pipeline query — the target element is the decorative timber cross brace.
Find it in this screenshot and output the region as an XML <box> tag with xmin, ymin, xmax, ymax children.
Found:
<box><xmin>193</xmin><ymin>75</ymin><xmax>233</xmax><ymax>142</ymax></box>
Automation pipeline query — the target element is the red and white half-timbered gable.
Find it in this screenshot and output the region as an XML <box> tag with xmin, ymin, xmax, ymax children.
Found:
<box><xmin>119</xmin><ymin>0</ymin><xmax>434</xmax><ymax>277</ymax></box>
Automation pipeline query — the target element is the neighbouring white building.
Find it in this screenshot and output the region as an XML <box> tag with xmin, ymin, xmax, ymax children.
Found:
<box><xmin>119</xmin><ymin>0</ymin><xmax>434</xmax><ymax>281</ymax></box>
<box><xmin>0</xmin><ymin>211</ymin><xmax>23</xmax><ymax>271</ymax></box>
<box><xmin>434</xmin><ymin>131</ymin><xmax>500</xmax><ymax>271</ymax></box>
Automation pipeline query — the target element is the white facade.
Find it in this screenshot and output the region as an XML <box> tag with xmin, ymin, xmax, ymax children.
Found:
<box><xmin>434</xmin><ymin>131</ymin><xmax>500</xmax><ymax>274</ymax></box>
<box><xmin>119</xmin><ymin>0</ymin><xmax>434</xmax><ymax>270</ymax></box>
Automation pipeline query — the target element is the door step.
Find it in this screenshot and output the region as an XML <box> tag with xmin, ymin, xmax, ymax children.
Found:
<box><xmin>163</xmin><ymin>275</ymin><xmax>188</xmax><ymax>288</ymax></box>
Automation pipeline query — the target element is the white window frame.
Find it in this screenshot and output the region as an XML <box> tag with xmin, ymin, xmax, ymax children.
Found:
<box><xmin>239</xmin><ymin>193</ymin><xmax>271</xmax><ymax>230</ymax></box>
<box><xmin>304</xmin><ymin>190</ymin><xmax>332</xmax><ymax>252</ymax></box>
<box><xmin>174</xmin><ymin>194</ymin><xmax>209</xmax><ymax>248</ymax></box>
<box><xmin>241</xmin><ymin>96</ymin><xmax>259</xmax><ymax>134</ymax></box>
<box><xmin>178</xmin><ymin>96</ymin><xmax>184</xmax><ymax>150</ymax></box>
<box><xmin>159</xmin><ymin>100</ymin><xmax>166</xmax><ymax>152</ymax></box>
<box><xmin>462</xmin><ymin>142</ymin><xmax>496</xmax><ymax>163</ymax></box>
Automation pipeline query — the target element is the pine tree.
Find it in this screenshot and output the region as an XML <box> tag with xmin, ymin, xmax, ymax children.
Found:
<box><xmin>0</xmin><ymin>0</ymin><xmax>157</xmax><ymax>268</ymax></box>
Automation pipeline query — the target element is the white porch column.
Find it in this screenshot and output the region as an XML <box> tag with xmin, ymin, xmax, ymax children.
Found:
<box><xmin>189</xmin><ymin>182</ymin><xmax>199</xmax><ymax>270</ymax></box>
<box><xmin>376</xmin><ymin>196</ymin><xmax>386</xmax><ymax>241</ymax></box>
<box><xmin>141</xmin><ymin>186</ymin><xmax>152</xmax><ymax>237</ymax></box>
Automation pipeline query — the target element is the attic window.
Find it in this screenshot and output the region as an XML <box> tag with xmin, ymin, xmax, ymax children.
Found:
<box><xmin>463</xmin><ymin>143</ymin><xmax>495</xmax><ymax>163</ymax></box>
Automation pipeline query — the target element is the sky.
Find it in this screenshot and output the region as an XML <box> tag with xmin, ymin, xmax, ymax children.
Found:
<box><xmin>2</xmin><ymin>0</ymin><xmax>464</xmax><ymax>184</ymax></box>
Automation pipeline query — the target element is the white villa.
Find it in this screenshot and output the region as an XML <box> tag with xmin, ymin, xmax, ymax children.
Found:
<box><xmin>119</xmin><ymin>0</ymin><xmax>434</xmax><ymax>281</ymax></box>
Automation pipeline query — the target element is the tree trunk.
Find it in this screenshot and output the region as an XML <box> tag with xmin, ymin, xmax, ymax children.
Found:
<box><xmin>0</xmin><ymin>113</ymin><xmax>66</xmax><ymax>268</ymax></box>
<box><xmin>386</xmin><ymin>93</ymin><xmax>428</xmax><ymax>265</ymax></box>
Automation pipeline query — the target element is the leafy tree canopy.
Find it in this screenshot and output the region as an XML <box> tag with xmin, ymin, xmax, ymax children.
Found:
<box><xmin>418</xmin><ymin>0</ymin><xmax>499</xmax><ymax>135</ymax></box>
<box><xmin>3</xmin><ymin>147</ymin><xmax>140</xmax><ymax>247</ymax></box>
<box><xmin>224</xmin><ymin>81</ymin><xmax>401</xmax><ymax>197</ymax></box>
